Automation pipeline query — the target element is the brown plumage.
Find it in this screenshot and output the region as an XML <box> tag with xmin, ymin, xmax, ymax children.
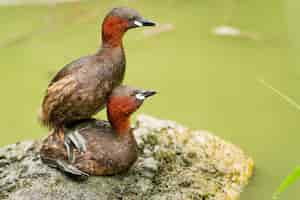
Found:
<box><xmin>40</xmin><ymin>86</ymin><xmax>156</xmax><ymax>176</ymax></box>
<box><xmin>39</xmin><ymin>7</ymin><xmax>155</xmax><ymax>130</ymax></box>
<box><xmin>41</xmin><ymin>119</ymin><xmax>138</xmax><ymax>175</ymax></box>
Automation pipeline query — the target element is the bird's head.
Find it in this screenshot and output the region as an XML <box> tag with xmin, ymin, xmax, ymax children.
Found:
<box><xmin>102</xmin><ymin>7</ymin><xmax>156</xmax><ymax>47</ymax></box>
<box><xmin>107</xmin><ymin>85</ymin><xmax>156</xmax><ymax>135</ymax></box>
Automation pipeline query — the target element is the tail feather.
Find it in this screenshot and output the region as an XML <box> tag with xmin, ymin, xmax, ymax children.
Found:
<box><xmin>38</xmin><ymin>106</ymin><xmax>52</xmax><ymax>128</ymax></box>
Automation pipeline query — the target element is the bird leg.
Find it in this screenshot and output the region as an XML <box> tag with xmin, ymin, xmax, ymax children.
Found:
<box><xmin>42</xmin><ymin>157</ymin><xmax>89</xmax><ymax>178</ymax></box>
<box><xmin>64</xmin><ymin>128</ymin><xmax>87</xmax><ymax>162</ymax></box>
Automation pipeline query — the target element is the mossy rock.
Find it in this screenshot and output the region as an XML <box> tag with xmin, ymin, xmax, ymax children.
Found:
<box><xmin>0</xmin><ymin>115</ymin><xmax>254</xmax><ymax>200</ymax></box>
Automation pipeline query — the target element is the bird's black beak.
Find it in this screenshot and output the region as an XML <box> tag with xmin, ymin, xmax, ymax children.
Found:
<box><xmin>141</xmin><ymin>19</ymin><xmax>156</xmax><ymax>26</ymax></box>
<box><xmin>133</xmin><ymin>19</ymin><xmax>156</xmax><ymax>27</ymax></box>
<box><xmin>142</xmin><ymin>90</ymin><xmax>157</xmax><ymax>98</ymax></box>
<box><xmin>135</xmin><ymin>90</ymin><xmax>156</xmax><ymax>101</ymax></box>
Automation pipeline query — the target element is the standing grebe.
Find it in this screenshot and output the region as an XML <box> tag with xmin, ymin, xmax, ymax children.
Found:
<box><xmin>39</xmin><ymin>7</ymin><xmax>156</xmax><ymax>159</ymax></box>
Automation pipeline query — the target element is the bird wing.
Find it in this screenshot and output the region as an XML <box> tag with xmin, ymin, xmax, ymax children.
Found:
<box><xmin>40</xmin><ymin>55</ymin><xmax>119</xmax><ymax>128</ymax></box>
<box><xmin>49</xmin><ymin>56</ymin><xmax>89</xmax><ymax>87</ymax></box>
<box><xmin>41</xmin><ymin>74</ymin><xmax>79</xmax><ymax>127</ymax></box>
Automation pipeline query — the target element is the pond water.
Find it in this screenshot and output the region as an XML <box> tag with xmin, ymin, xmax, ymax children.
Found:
<box><xmin>0</xmin><ymin>0</ymin><xmax>299</xmax><ymax>199</ymax></box>
<box><xmin>0</xmin><ymin>0</ymin><xmax>79</xmax><ymax>5</ymax></box>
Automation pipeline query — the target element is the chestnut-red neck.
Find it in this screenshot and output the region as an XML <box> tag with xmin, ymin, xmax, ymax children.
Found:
<box><xmin>101</xmin><ymin>16</ymin><xmax>128</xmax><ymax>48</ymax></box>
<box><xmin>107</xmin><ymin>96</ymin><xmax>137</xmax><ymax>136</ymax></box>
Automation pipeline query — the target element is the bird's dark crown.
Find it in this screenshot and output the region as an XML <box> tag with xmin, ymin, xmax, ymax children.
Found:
<box><xmin>106</xmin><ymin>7</ymin><xmax>143</xmax><ymax>22</ymax></box>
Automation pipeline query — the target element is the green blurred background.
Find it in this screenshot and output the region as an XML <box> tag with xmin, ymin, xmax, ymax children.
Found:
<box><xmin>0</xmin><ymin>0</ymin><xmax>299</xmax><ymax>199</ymax></box>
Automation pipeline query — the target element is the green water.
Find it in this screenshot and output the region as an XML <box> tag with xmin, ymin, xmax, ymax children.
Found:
<box><xmin>0</xmin><ymin>0</ymin><xmax>299</xmax><ymax>199</ymax></box>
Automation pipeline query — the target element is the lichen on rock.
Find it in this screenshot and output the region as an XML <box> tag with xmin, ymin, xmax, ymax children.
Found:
<box><xmin>0</xmin><ymin>115</ymin><xmax>254</xmax><ymax>200</ymax></box>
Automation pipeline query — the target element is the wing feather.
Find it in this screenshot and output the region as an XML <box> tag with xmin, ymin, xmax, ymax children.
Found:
<box><xmin>40</xmin><ymin>75</ymin><xmax>78</xmax><ymax>128</ymax></box>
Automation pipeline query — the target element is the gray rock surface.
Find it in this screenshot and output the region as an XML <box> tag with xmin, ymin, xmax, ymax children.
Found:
<box><xmin>0</xmin><ymin>115</ymin><xmax>254</xmax><ymax>200</ymax></box>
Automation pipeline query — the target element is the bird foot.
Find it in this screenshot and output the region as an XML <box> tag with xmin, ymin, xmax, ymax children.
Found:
<box><xmin>64</xmin><ymin>129</ymin><xmax>87</xmax><ymax>163</ymax></box>
<box><xmin>42</xmin><ymin>157</ymin><xmax>89</xmax><ymax>178</ymax></box>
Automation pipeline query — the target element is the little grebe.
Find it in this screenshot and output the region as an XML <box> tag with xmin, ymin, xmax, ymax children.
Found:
<box><xmin>40</xmin><ymin>85</ymin><xmax>156</xmax><ymax>177</ymax></box>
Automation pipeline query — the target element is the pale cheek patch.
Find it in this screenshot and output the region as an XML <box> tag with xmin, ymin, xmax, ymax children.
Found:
<box><xmin>134</xmin><ymin>20</ymin><xmax>143</xmax><ymax>27</ymax></box>
<box><xmin>135</xmin><ymin>93</ymin><xmax>145</xmax><ymax>100</ymax></box>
